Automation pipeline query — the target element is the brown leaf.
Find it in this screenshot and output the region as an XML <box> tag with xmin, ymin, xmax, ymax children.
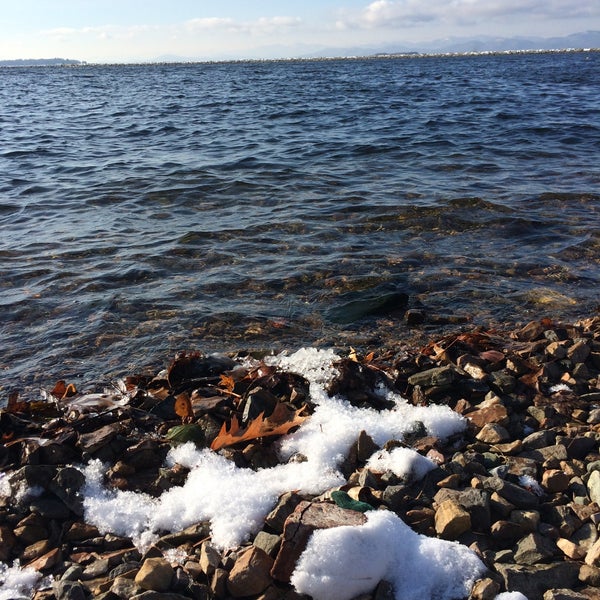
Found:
<box><xmin>174</xmin><ymin>392</ymin><xmax>194</xmax><ymax>422</ymax></box>
<box><xmin>51</xmin><ymin>380</ymin><xmax>77</xmax><ymax>400</ymax></box>
<box><xmin>210</xmin><ymin>403</ymin><xmax>309</xmax><ymax>451</ymax></box>
<box><xmin>219</xmin><ymin>373</ymin><xmax>236</xmax><ymax>392</ymax></box>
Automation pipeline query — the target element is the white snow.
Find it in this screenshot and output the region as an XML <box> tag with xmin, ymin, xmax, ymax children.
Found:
<box><xmin>291</xmin><ymin>510</ymin><xmax>485</xmax><ymax>600</ymax></box>
<box><xmin>0</xmin><ymin>562</ymin><xmax>42</xmax><ymax>600</ymax></box>
<box><xmin>494</xmin><ymin>593</ymin><xmax>529</xmax><ymax>600</ymax></box>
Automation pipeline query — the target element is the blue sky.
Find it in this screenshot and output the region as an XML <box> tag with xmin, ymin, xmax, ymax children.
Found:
<box><xmin>1</xmin><ymin>0</ymin><xmax>599</xmax><ymax>62</ymax></box>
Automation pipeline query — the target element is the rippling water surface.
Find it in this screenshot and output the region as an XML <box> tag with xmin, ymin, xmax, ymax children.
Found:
<box><xmin>1</xmin><ymin>52</ymin><xmax>599</xmax><ymax>392</ymax></box>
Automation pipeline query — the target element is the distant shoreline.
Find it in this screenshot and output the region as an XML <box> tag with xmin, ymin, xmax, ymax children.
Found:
<box><xmin>1</xmin><ymin>46</ymin><xmax>598</xmax><ymax>68</ymax></box>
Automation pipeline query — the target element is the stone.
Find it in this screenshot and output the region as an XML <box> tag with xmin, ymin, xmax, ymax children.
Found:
<box><xmin>78</xmin><ymin>423</ymin><xmax>119</xmax><ymax>454</ymax></box>
<box><xmin>434</xmin><ymin>499</ymin><xmax>471</xmax><ymax>539</ymax></box>
<box><xmin>523</xmin><ymin>430</ymin><xmax>557</xmax><ymax>450</ymax></box>
<box><xmin>469</xmin><ymin>577</ymin><xmax>500</xmax><ymax>600</ymax></box>
<box><xmin>572</xmin><ymin>522</ymin><xmax>599</xmax><ymax>552</ymax></box>
<box><xmin>466</xmin><ymin>404</ymin><xmax>509</xmax><ymax>429</ymax></box>
<box><xmin>210</xmin><ymin>568</ymin><xmax>228</xmax><ymax>598</ymax></box>
<box><xmin>579</xmin><ymin>564</ymin><xmax>600</xmax><ymax>587</ymax></box>
<box><xmin>264</xmin><ymin>492</ymin><xmax>304</xmax><ymax>534</ymax></box>
<box><xmin>490</xmin><ymin>520</ymin><xmax>527</xmax><ymax>545</ymax></box>
<box><xmin>253</xmin><ymin>531</ymin><xmax>282</xmax><ymax>557</ymax></box>
<box><xmin>587</xmin><ymin>470</ymin><xmax>600</xmax><ymax>506</ymax></box>
<box><xmin>134</xmin><ymin>557</ymin><xmax>174</xmax><ymax>592</ymax></box>
<box><xmin>53</xmin><ymin>581</ymin><xmax>87</xmax><ymax>600</ymax></box>
<box><xmin>0</xmin><ymin>525</ymin><xmax>16</xmax><ymax>561</ymax></box>
<box><xmin>542</xmin><ymin>469</ymin><xmax>570</xmax><ymax>493</ymax></box>
<box><xmin>407</xmin><ymin>365</ymin><xmax>457</xmax><ymax>388</ymax></box>
<box><xmin>476</xmin><ymin>423</ymin><xmax>510</xmax><ymax>444</ymax></box>
<box><xmin>227</xmin><ymin>546</ymin><xmax>273</xmax><ymax>597</ymax></box>
<box><xmin>543</xmin><ymin>590</ymin><xmax>589</xmax><ymax>600</ymax></box>
<box><xmin>271</xmin><ymin>501</ymin><xmax>367</xmax><ymax>583</ymax></box>
<box><xmin>456</xmin><ymin>488</ymin><xmax>491</xmax><ymax>532</ymax></box>
<box><xmin>27</xmin><ymin>548</ymin><xmax>62</xmax><ymax>571</ymax></box>
<box><xmin>111</xmin><ymin>577</ymin><xmax>143</xmax><ymax>599</ymax></box>
<box><xmin>199</xmin><ymin>541</ymin><xmax>221</xmax><ymax>576</ymax></box>
<box><xmin>482</xmin><ymin>476</ymin><xmax>540</xmax><ymax>509</ymax></box>
<box><xmin>513</xmin><ymin>533</ymin><xmax>557</xmax><ymax>565</ymax></box>
<box><xmin>556</xmin><ymin>537</ymin><xmax>586</xmax><ymax>560</ymax></box>
<box><xmin>585</xmin><ymin>538</ymin><xmax>600</xmax><ymax>566</ymax></box>
<box><xmin>510</xmin><ymin>509</ymin><xmax>540</xmax><ymax>533</ymax></box>
<box><xmin>495</xmin><ymin>562</ymin><xmax>580</xmax><ymax>600</ymax></box>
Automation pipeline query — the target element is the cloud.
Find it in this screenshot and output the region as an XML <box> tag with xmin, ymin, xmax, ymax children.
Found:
<box><xmin>338</xmin><ymin>0</ymin><xmax>600</xmax><ymax>30</ymax></box>
<box><xmin>184</xmin><ymin>15</ymin><xmax>302</xmax><ymax>35</ymax></box>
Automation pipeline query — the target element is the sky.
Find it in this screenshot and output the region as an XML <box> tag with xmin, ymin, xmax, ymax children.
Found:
<box><xmin>0</xmin><ymin>0</ymin><xmax>599</xmax><ymax>63</ymax></box>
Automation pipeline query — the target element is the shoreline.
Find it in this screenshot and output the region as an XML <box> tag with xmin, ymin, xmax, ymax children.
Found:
<box><xmin>2</xmin><ymin>314</ymin><xmax>600</xmax><ymax>599</ymax></box>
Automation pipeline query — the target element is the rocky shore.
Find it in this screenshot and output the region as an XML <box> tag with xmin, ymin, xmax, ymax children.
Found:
<box><xmin>3</xmin><ymin>316</ymin><xmax>600</xmax><ymax>600</ymax></box>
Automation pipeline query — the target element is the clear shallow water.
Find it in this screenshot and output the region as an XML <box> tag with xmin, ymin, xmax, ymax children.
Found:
<box><xmin>1</xmin><ymin>52</ymin><xmax>599</xmax><ymax>392</ymax></box>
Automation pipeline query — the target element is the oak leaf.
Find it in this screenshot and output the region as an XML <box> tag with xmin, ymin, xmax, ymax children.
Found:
<box><xmin>174</xmin><ymin>392</ymin><xmax>194</xmax><ymax>422</ymax></box>
<box><xmin>210</xmin><ymin>403</ymin><xmax>309</xmax><ymax>451</ymax></box>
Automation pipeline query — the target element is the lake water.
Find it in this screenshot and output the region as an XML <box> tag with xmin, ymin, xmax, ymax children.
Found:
<box><xmin>1</xmin><ymin>51</ymin><xmax>599</xmax><ymax>394</ymax></box>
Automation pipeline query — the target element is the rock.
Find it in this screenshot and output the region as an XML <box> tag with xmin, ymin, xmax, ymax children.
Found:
<box><xmin>53</xmin><ymin>581</ymin><xmax>87</xmax><ymax>600</ymax></box>
<box><xmin>111</xmin><ymin>576</ymin><xmax>143</xmax><ymax>599</ymax></box>
<box><xmin>434</xmin><ymin>499</ymin><xmax>471</xmax><ymax>539</ymax></box>
<box><xmin>476</xmin><ymin>423</ymin><xmax>510</xmax><ymax>444</ymax></box>
<box><xmin>264</xmin><ymin>491</ymin><xmax>305</xmax><ymax>534</ymax></box>
<box><xmin>407</xmin><ymin>365</ymin><xmax>457</xmax><ymax>388</ymax></box>
<box><xmin>542</xmin><ymin>469</ymin><xmax>570</xmax><ymax>493</ymax></box>
<box><xmin>587</xmin><ymin>470</ymin><xmax>600</xmax><ymax>506</ymax></box>
<box><xmin>579</xmin><ymin>563</ymin><xmax>600</xmax><ymax>587</ymax></box>
<box><xmin>254</xmin><ymin>531</ymin><xmax>282</xmax><ymax>557</ymax></box>
<box><xmin>227</xmin><ymin>546</ymin><xmax>274</xmax><ymax>597</ymax></box>
<box><xmin>513</xmin><ymin>533</ymin><xmax>557</xmax><ymax>565</ymax></box>
<box><xmin>199</xmin><ymin>541</ymin><xmax>221</xmax><ymax>576</ymax></box>
<box><xmin>466</xmin><ymin>403</ymin><xmax>509</xmax><ymax>429</ymax></box>
<box><xmin>78</xmin><ymin>423</ymin><xmax>120</xmax><ymax>454</ymax></box>
<box><xmin>0</xmin><ymin>525</ymin><xmax>16</xmax><ymax>561</ymax></box>
<box><xmin>134</xmin><ymin>557</ymin><xmax>174</xmax><ymax>592</ymax></box>
<box><xmin>27</xmin><ymin>548</ymin><xmax>62</xmax><ymax>571</ymax></box>
<box><xmin>271</xmin><ymin>501</ymin><xmax>367</xmax><ymax>582</ymax></box>
<box><xmin>456</xmin><ymin>488</ymin><xmax>491</xmax><ymax>532</ymax></box>
<box><xmin>510</xmin><ymin>509</ymin><xmax>540</xmax><ymax>533</ymax></box>
<box><xmin>469</xmin><ymin>577</ymin><xmax>500</xmax><ymax>600</ymax></box>
<box><xmin>495</xmin><ymin>562</ymin><xmax>580</xmax><ymax>600</ymax></box>
<box><xmin>585</xmin><ymin>538</ymin><xmax>600</xmax><ymax>566</ymax></box>
<box><xmin>522</xmin><ymin>430</ymin><xmax>557</xmax><ymax>450</ymax></box>
<box><xmin>556</xmin><ymin>538</ymin><xmax>586</xmax><ymax>560</ymax></box>
<box><xmin>482</xmin><ymin>476</ymin><xmax>540</xmax><ymax>509</ymax></box>
<box><xmin>543</xmin><ymin>590</ymin><xmax>589</xmax><ymax>600</ymax></box>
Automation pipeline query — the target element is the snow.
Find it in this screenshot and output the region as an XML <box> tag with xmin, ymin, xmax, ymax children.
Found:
<box><xmin>291</xmin><ymin>510</ymin><xmax>485</xmax><ymax>600</ymax></box>
<box><xmin>494</xmin><ymin>593</ymin><xmax>529</xmax><ymax>600</ymax></box>
<box><xmin>0</xmin><ymin>562</ymin><xmax>42</xmax><ymax>600</ymax></box>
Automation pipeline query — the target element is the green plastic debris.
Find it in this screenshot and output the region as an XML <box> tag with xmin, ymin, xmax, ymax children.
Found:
<box><xmin>330</xmin><ymin>490</ymin><xmax>374</xmax><ymax>513</ymax></box>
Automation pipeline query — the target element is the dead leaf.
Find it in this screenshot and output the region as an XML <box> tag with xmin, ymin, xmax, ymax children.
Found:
<box><xmin>210</xmin><ymin>403</ymin><xmax>309</xmax><ymax>451</ymax></box>
<box><xmin>219</xmin><ymin>373</ymin><xmax>236</xmax><ymax>392</ymax></box>
<box><xmin>174</xmin><ymin>392</ymin><xmax>194</xmax><ymax>422</ymax></box>
<box><xmin>51</xmin><ymin>380</ymin><xmax>77</xmax><ymax>400</ymax></box>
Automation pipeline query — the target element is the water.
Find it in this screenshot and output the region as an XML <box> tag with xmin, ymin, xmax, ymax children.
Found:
<box><xmin>1</xmin><ymin>52</ymin><xmax>599</xmax><ymax>394</ymax></box>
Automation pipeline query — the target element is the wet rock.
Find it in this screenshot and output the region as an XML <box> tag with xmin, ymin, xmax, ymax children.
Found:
<box><xmin>227</xmin><ymin>546</ymin><xmax>274</xmax><ymax>597</ymax></box>
<box><xmin>134</xmin><ymin>557</ymin><xmax>175</xmax><ymax>592</ymax></box>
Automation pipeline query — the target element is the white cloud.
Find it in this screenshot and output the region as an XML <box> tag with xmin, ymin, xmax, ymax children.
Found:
<box><xmin>338</xmin><ymin>0</ymin><xmax>600</xmax><ymax>30</ymax></box>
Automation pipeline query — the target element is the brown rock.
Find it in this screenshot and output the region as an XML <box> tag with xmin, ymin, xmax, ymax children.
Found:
<box><xmin>271</xmin><ymin>501</ymin><xmax>367</xmax><ymax>583</ymax></box>
<box><xmin>543</xmin><ymin>590</ymin><xmax>589</xmax><ymax>600</ymax></box>
<box><xmin>21</xmin><ymin>539</ymin><xmax>51</xmax><ymax>563</ymax></box>
<box><xmin>495</xmin><ymin>562</ymin><xmax>580</xmax><ymax>600</ymax></box>
<box><xmin>585</xmin><ymin>538</ymin><xmax>600</xmax><ymax>567</ymax></box>
<box><xmin>514</xmin><ymin>533</ymin><xmax>557</xmax><ymax>565</ymax></box>
<box><xmin>469</xmin><ymin>577</ymin><xmax>500</xmax><ymax>600</ymax></box>
<box><xmin>227</xmin><ymin>546</ymin><xmax>274</xmax><ymax>597</ymax></box>
<box><xmin>78</xmin><ymin>423</ymin><xmax>119</xmax><ymax>454</ymax></box>
<box><xmin>542</xmin><ymin>469</ymin><xmax>570</xmax><ymax>493</ymax></box>
<box><xmin>134</xmin><ymin>557</ymin><xmax>174</xmax><ymax>592</ymax></box>
<box><xmin>0</xmin><ymin>525</ymin><xmax>16</xmax><ymax>561</ymax></box>
<box><xmin>579</xmin><ymin>563</ymin><xmax>600</xmax><ymax>587</ymax></box>
<box><xmin>556</xmin><ymin>537</ymin><xmax>586</xmax><ymax>560</ymax></box>
<box><xmin>475</xmin><ymin>423</ymin><xmax>510</xmax><ymax>444</ymax></box>
<box><xmin>199</xmin><ymin>541</ymin><xmax>221</xmax><ymax>576</ymax></box>
<box><xmin>27</xmin><ymin>548</ymin><xmax>62</xmax><ymax>571</ymax></box>
<box><xmin>466</xmin><ymin>403</ymin><xmax>509</xmax><ymax>429</ymax></box>
<box><xmin>434</xmin><ymin>499</ymin><xmax>471</xmax><ymax>539</ymax></box>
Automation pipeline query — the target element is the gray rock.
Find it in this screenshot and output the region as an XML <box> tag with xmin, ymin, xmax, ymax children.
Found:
<box><xmin>253</xmin><ymin>531</ymin><xmax>282</xmax><ymax>557</ymax></box>
<box><xmin>407</xmin><ymin>365</ymin><xmax>457</xmax><ymax>388</ymax></box>
<box><xmin>482</xmin><ymin>476</ymin><xmax>540</xmax><ymax>509</ymax></box>
<box><xmin>587</xmin><ymin>470</ymin><xmax>600</xmax><ymax>505</ymax></box>
<box><xmin>514</xmin><ymin>533</ymin><xmax>557</xmax><ymax>565</ymax></box>
<box><xmin>495</xmin><ymin>562</ymin><xmax>580</xmax><ymax>600</ymax></box>
<box><xmin>53</xmin><ymin>581</ymin><xmax>87</xmax><ymax>600</ymax></box>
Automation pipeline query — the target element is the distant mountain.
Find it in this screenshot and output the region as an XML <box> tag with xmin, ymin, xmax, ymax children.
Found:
<box><xmin>303</xmin><ymin>30</ymin><xmax>600</xmax><ymax>59</ymax></box>
<box><xmin>0</xmin><ymin>58</ymin><xmax>85</xmax><ymax>67</ymax></box>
